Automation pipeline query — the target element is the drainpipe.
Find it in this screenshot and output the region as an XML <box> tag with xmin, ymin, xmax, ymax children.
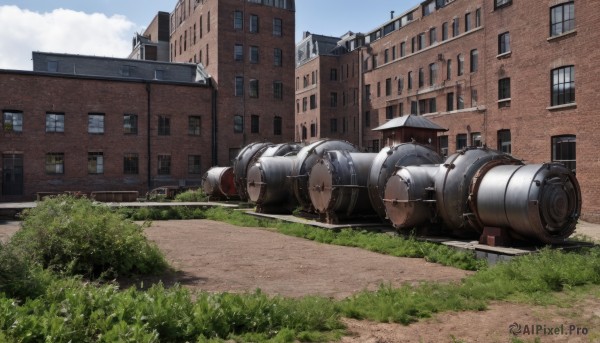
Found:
<box><xmin>358</xmin><ymin>47</ymin><xmax>364</xmax><ymax>150</ymax></box>
<box><xmin>146</xmin><ymin>82</ymin><xmax>152</xmax><ymax>190</ymax></box>
<box><xmin>212</xmin><ymin>83</ymin><xmax>218</xmax><ymax>166</ymax></box>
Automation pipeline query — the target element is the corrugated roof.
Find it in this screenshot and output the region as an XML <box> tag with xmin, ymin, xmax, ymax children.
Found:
<box><xmin>372</xmin><ymin>114</ymin><xmax>447</xmax><ymax>131</ymax></box>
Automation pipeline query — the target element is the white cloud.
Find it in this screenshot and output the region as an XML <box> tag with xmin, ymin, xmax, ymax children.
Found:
<box><xmin>0</xmin><ymin>5</ymin><xmax>136</xmax><ymax>70</ymax></box>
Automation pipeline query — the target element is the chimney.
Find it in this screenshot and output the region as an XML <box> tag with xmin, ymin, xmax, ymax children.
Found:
<box><xmin>391</xmin><ymin>11</ymin><xmax>395</xmax><ymax>19</ymax></box>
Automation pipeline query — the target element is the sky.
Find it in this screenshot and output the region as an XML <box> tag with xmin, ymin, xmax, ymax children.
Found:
<box><xmin>0</xmin><ymin>0</ymin><xmax>422</xmax><ymax>70</ymax></box>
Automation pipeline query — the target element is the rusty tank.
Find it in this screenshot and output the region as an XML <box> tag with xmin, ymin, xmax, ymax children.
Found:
<box><xmin>201</xmin><ymin>166</ymin><xmax>238</xmax><ymax>199</ymax></box>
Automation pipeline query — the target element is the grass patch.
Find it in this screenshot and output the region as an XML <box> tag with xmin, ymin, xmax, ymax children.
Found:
<box><xmin>174</xmin><ymin>189</ymin><xmax>210</xmax><ymax>202</ymax></box>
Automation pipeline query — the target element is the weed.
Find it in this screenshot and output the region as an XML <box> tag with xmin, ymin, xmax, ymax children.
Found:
<box><xmin>175</xmin><ymin>189</ymin><xmax>209</xmax><ymax>202</ymax></box>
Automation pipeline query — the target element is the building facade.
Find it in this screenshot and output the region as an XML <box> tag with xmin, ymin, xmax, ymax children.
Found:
<box><xmin>296</xmin><ymin>0</ymin><xmax>600</xmax><ymax>221</ymax></box>
<box><xmin>0</xmin><ymin>53</ymin><xmax>212</xmax><ymax>201</ymax></box>
<box><xmin>129</xmin><ymin>11</ymin><xmax>171</xmax><ymax>62</ymax></box>
<box><xmin>169</xmin><ymin>0</ymin><xmax>296</xmax><ymax>164</ymax></box>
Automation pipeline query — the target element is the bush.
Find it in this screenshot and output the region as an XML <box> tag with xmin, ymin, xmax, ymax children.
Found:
<box><xmin>11</xmin><ymin>195</ymin><xmax>168</xmax><ymax>279</ymax></box>
<box><xmin>174</xmin><ymin>189</ymin><xmax>209</xmax><ymax>202</ymax></box>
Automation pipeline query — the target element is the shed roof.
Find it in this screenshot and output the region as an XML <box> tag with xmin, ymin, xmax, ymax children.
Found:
<box><xmin>372</xmin><ymin>114</ymin><xmax>447</xmax><ymax>132</ymax></box>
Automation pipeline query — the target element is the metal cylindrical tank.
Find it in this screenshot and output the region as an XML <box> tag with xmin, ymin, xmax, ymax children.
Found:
<box><xmin>291</xmin><ymin>139</ymin><xmax>358</xmax><ymax>210</ymax></box>
<box><xmin>308</xmin><ymin>151</ymin><xmax>377</xmax><ymax>221</ymax></box>
<box><xmin>383</xmin><ymin>165</ymin><xmax>440</xmax><ymax>229</ymax></box>
<box><xmin>233</xmin><ymin>142</ymin><xmax>273</xmax><ymax>201</ymax></box>
<box><xmin>368</xmin><ymin>143</ymin><xmax>443</xmax><ymax>221</ymax></box>
<box><xmin>202</xmin><ymin>167</ymin><xmax>237</xmax><ymax>199</ymax></box>
<box><xmin>246</xmin><ymin>156</ymin><xmax>297</xmax><ymax>213</ymax></box>
<box><xmin>434</xmin><ymin>147</ymin><xmax>522</xmax><ymax>237</ymax></box>
<box><xmin>475</xmin><ymin>163</ymin><xmax>581</xmax><ymax>243</ymax></box>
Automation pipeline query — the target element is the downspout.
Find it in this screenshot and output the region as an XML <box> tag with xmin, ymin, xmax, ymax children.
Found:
<box><xmin>358</xmin><ymin>47</ymin><xmax>364</xmax><ymax>150</ymax></box>
<box><xmin>146</xmin><ymin>82</ymin><xmax>152</xmax><ymax>190</ymax></box>
<box><xmin>212</xmin><ymin>82</ymin><xmax>218</xmax><ymax>166</ymax></box>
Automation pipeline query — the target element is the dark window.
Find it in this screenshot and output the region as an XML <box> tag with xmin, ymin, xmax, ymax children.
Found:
<box><xmin>273</xmin><ymin>18</ymin><xmax>282</xmax><ymax>36</ymax></box>
<box><xmin>552</xmin><ymin>135</ymin><xmax>576</xmax><ymax>172</ymax></box>
<box><xmin>188</xmin><ymin>155</ymin><xmax>202</xmax><ymax>174</ymax></box>
<box><xmin>250</xmin><ymin>115</ymin><xmax>259</xmax><ymax>133</ymax></box>
<box><xmin>410</xmin><ymin>101</ymin><xmax>418</xmax><ymax>114</ymax></box>
<box><xmin>452</xmin><ymin>18</ymin><xmax>459</xmax><ymax>37</ymax></box>
<box><xmin>88</xmin><ymin>152</ymin><xmax>104</xmax><ymax>174</ymax></box>
<box><xmin>45</xmin><ymin>153</ymin><xmax>64</xmax><ymax>174</ymax></box>
<box><xmin>330</xmin><ymin>68</ymin><xmax>337</xmax><ymax>81</ymax></box>
<box><xmin>442</xmin><ymin>22</ymin><xmax>448</xmax><ymax>41</ymax></box>
<box><xmin>302</xmin><ymin>97</ymin><xmax>307</xmax><ymax>112</ymax></box>
<box><xmin>157</xmin><ymin>155</ymin><xmax>171</xmax><ymax>175</ymax></box>
<box><xmin>249</xmin><ymin>46</ymin><xmax>259</xmax><ymax>63</ymax></box>
<box><xmin>235</xmin><ymin>76</ymin><xmax>244</xmax><ymax>96</ymax></box>
<box><xmin>399</xmin><ymin>103</ymin><xmax>404</xmax><ymax>116</ymax></box>
<box><xmin>124</xmin><ymin>153</ymin><xmax>139</xmax><ymax>174</ymax></box>
<box><xmin>310</xmin><ymin>94</ymin><xmax>317</xmax><ymax>109</ymax></box>
<box><xmin>498</xmin><ymin>32</ymin><xmax>510</xmax><ymax>54</ymax></box>
<box><xmin>457</xmin><ymin>54</ymin><xmax>464</xmax><ymax>76</ymax></box>
<box><xmin>330</xmin><ymin>118</ymin><xmax>338</xmax><ymax>133</ymax></box>
<box><xmin>495</xmin><ymin>0</ymin><xmax>512</xmax><ymax>10</ymax></box>
<box><xmin>447</xmin><ymin>92</ymin><xmax>454</xmax><ymax>111</ymax></box>
<box><xmin>457</xmin><ymin>94</ymin><xmax>464</xmax><ymax>109</ymax></box>
<box><xmin>234</xmin><ymin>9</ymin><xmax>243</xmax><ymax>29</ymax></box>
<box><xmin>465</xmin><ymin>13</ymin><xmax>472</xmax><ymax>31</ymax></box>
<box><xmin>397</xmin><ymin>77</ymin><xmax>404</xmax><ymax>94</ymax></box>
<box><xmin>438</xmin><ymin>135</ymin><xmax>449</xmax><ymax>158</ymax></box>
<box><xmin>456</xmin><ymin>134</ymin><xmax>467</xmax><ymax>150</ymax></box>
<box><xmin>310</xmin><ymin>123</ymin><xmax>317</xmax><ymax>137</ymax></box>
<box><xmin>408</xmin><ymin>71</ymin><xmax>413</xmax><ymax>90</ymax></box>
<box><xmin>418</xmin><ymin>68</ymin><xmax>424</xmax><ymax>88</ymax></box>
<box><xmin>274</xmin><ymin>48</ymin><xmax>282</xmax><ymax>66</ymax></box>
<box><xmin>498</xmin><ymin>78</ymin><xmax>511</xmax><ymax>100</ymax></box>
<box><xmin>234</xmin><ymin>44</ymin><xmax>243</xmax><ymax>61</ymax></box>
<box><xmin>497</xmin><ymin>130</ymin><xmax>512</xmax><ymax>154</ymax></box>
<box><xmin>234</xmin><ymin>115</ymin><xmax>244</xmax><ymax>133</ymax></box>
<box><xmin>551</xmin><ymin>66</ymin><xmax>575</xmax><ymax>106</ymax></box>
<box><xmin>123</xmin><ymin>114</ymin><xmax>137</xmax><ymax>134</ymax></box>
<box><xmin>386</xmin><ymin>105</ymin><xmax>395</xmax><ymax>120</ymax></box>
<box><xmin>400</xmin><ymin>42</ymin><xmax>406</xmax><ymax>57</ymax></box>
<box><xmin>392</xmin><ymin>46</ymin><xmax>396</xmax><ymax>60</ymax></box>
<box><xmin>365</xmin><ymin>111</ymin><xmax>370</xmax><ymax>127</ymax></box>
<box><xmin>471</xmin><ymin>88</ymin><xmax>479</xmax><ymax>107</ymax></box>
<box><xmin>551</xmin><ymin>2</ymin><xmax>575</xmax><ymax>37</ymax></box>
<box><xmin>274</xmin><ymin>116</ymin><xmax>282</xmax><ymax>135</ymax></box>
<box><xmin>365</xmin><ymin>84</ymin><xmax>371</xmax><ymax>101</ymax></box>
<box><xmin>330</xmin><ymin>92</ymin><xmax>338</xmax><ymax>107</ymax></box>
<box><xmin>273</xmin><ymin>81</ymin><xmax>283</xmax><ymax>100</ymax></box>
<box><xmin>377</xmin><ymin>82</ymin><xmax>381</xmax><ymax>97</ymax></box>
<box><xmin>384</xmin><ymin>49</ymin><xmax>389</xmax><ymax>63</ymax></box>
<box><xmin>475</xmin><ymin>8</ymin><xmax>482</xmax><ymax>27</ymax></box>
<box><xmin>46</xmin><ymin>112</ymin><xmax>64</xmax><ymax>133</ymax></box>
<box><xmin>207</xmin><ymin>11</ymin><xmax>210</xmax><ymax>33</ymax></box>
<box><xmin>158</xmin><ymin>116</ymin><xmax>170</xmax><ymax>135</ymax></box>
<box><xmin>386</xmin><ymin>78</ymin><xmax>392</xmax><ymax>96</ymax></box>
<box><xmin>249</xmin><ymin>79</ymin><xmax>259</xmax><ymax>98</ymax></box>
<box><xmin>429</xmin><ymin>98</ymin><xmax>437</xmax><ymax>113</ymax></box>
<box><xmin>471</xmin><ymin>132</ymin><xmax>482</xmax><ymax>147</ymax></box>
<box><xmin>411</xmin><ymin>37</ymin><xmax>416</xmax><ymax>53</ymax></box>
<box><xmin>189</xmin><ymin>116</ymin><xmax>201</xmax><ymax>135</ymax></box>
<box><xmin>250</xmin><ymin>15</ymin><xmax>259</xmax><ymax>33</ymax></box>
<box><xmin>470</xmin><ymin>49</ymin><xmax>478</xmax><ymax>72</ymax></box>
<box><xmin>88</xmin><ymin>113</ymin><xmax>104</xmax><ymax>134</ymax></box>
<box><xmin>429</xmin><ymin>63</ymin><xmax>437</xmax><ymax>86</ymax></box>
<box><xmin>446</xmin><ymin>59</ymin><xmax>452</xmax><ymax>80</ymax></box>
<box><xmin>418</xmin><ymin>33</ymin><xmax>426</xmax><ymax>50</ymax></box>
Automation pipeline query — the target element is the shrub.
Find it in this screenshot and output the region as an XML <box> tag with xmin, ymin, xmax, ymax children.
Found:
<box><xmin>11</xmin><ymin>195</ymin><xmax>168</xmax><ymax>279</ymax></box>
<box><xmin>175</xmin><ymin>189</ymin><xmax>209</xmax><ymax>202</ymax></box>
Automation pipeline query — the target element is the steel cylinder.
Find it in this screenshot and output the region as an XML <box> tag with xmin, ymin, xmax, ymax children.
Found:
<box><xmin>246</xmin><ymin>156</ymin><xmax>297</xmax><ymax>212</ymax></box>
<box><xmin>233</xmin><ymin>142</ymin><xmax>273</xmax><ymax>201</ymax></box>
<box><xmin>308</xmin><ymin>151</ymin><xmax>377</xmax><ymax>219</ymax></box>
<box><xmin>434</xmin><ymin>147</ymin><xmax>522</xmax><ymax>237</ymax></box>
<box><xmin>291</xmin><ymin>139</ymin><xmax>358</xmax><ymax>210</ymax></box>
<box><xmin>383</xmin><ymin>165</ymin><xmax>440</xmax><ymax>229</ymax></box>
<box><xmin>248</xmin><ymin>143</ymin><xmax>303</xmax><ymax>167</ymax></box>
<box><xmin>475</xmin><ymin>163</ymin><xmax>581</xmax><ymax>243</ymax></box>
<box><xmin>202</xmin><ymin>166</ymin><xmax>237</xmax><ymax>199</ymax></box>
<box><xmin>368</xmin><ymin>143</ymin><xmax>443</xmax><ymax>221</ymax></box>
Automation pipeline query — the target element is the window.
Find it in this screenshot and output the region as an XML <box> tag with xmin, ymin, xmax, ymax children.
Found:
<box><xmin>235</xmin><ymin>76</ymin><xmax>244</xmax><ymax>96</ymax></box>
<box><xmin>302</xmin><ymin>97</ymin><xmax>307</xmax><ymax>111</ymax></box>
<box><xmin>498</xmin><ymin>78</ymin><xmax>511</xmax><ymax>100</ymax></box>
<box><xmin>377</xmin><ymin>82</ymin><xmax>381</xmax><ymax>97</ymax></box>
<box><xmin>418</xmin><ymin>33</ymin><xmax>426</xmax><ymax>50</ymax></box>
<box><xmin>188</xmin><ymin>155</ymin><xmax>202</xmax><ymax>174</ymax></box>
<box><xmin>386</xmin><ymin>105</ymin><xmax>395</xmax><ymax>120</ymax></box>
<box><xmin>400</xmin><ymin>42</ymin><xmax>406</xmax><ymax>57</ymax></box>
<box><xmin>207</xmin><ymin>11</ymin><xmax>211</xmax><ymax>33</ymax></box>
<box><xmin>470</xmin><ymin>49</ymin><xmax>478</xmax><ymax>72</ymax></box>
<box><xmin>385</xmin><ymin>78</ymin><xmax>392</xmax><ymax>96</ymax></box>
<box><xmin>498</xmin><ymin>32</ymin><xmax>510</xmax><ymax>54</ymax></box>
<box><xmin>392</xmin><ymin>46</ymin><xmax>396</xmax><ymax>60</ymax></box>
<box><xmin>47</xmin><ymin>61</ymin><xmax>58</xmax><ymax>72</ymax></box>
<box><xmin>471</xmin><ymin>132</ymin><xmax>482</xmax><ymax>147</ymax></box>
<box><xmin>471</xmin><ymin>88</ymin><xmax>478</xmax><ymax>107</ymax></box>
<box><xmin>408</xmin><ymin>71</ymin><xmax>413</xmax><ymax>90</ymax></box>
<box><xmin>429</xmin><ymin>63</ymin><xmax>437</xmax><ymax>86</ymax></box>
<box><xmin>249</xmin><ymin>79</ymin><xmax>259</xmax><ymax>98</ymax></box>
<box><xmin>273</xmin><ymin>18</ymin><xmax>282</xmax><ymax>36</ymax></box>
<box><xmin>429</xmin><ymin>98</ymin><xmax>437</xmax><ymax>113</ymax></box>
<box><xmin>442</xmin><ymin>22</ymin><xmax>448</xmax><ymax>41</ymax></box>
<box><xmin>273</xmin><ymin>81</ymin><xmax>283</xmax><ymax>100</ymax></box>
<box><xmin>551</xmin><ymin>66</ymin><xmax>575</xmax><ymax>106</ymax></box>
<box><xmin>330</xmin><ymin>118</ymin><xmax>338</xmax><ymax>133</ymax></box>
<box><xmin>397</xmin><ymin>77</ymin><xmax>404</xmax><ymax>94</ymax></box>
<box><xmin>45</xmin><ymin>153</ymin><xmax>64</xmax><ymax>174</ymax></box>
<box><xmin>475</xmin><ymin>8</ymin><xmax>481</xmax><ymax>27</ymax></box>
<box><xmin>365</xmin><ymin>84</ymin><xmax>371</xmax><ymax>101</ymax></box>
<box><xmin>234</xmin><ymin>10</ymin><xmax>243</xmax><ymax>29</ymax></box>
<box><xmin>234</xmin><ymin>44</ymin><xmax>243</xmax><ymax>61</ymax></box>
<box><xmin>457</xmin><ymin>95</ymin><xmax>464</xmax><ymax>109</ymax></box>
<box><xmin>200</xmin><ymin>15</ymin><xmax>203</xmax><ymax>38</ymax></box>
<box><xmin>121</xmin><ymin>114</ymin><xmax>137</xmax><ymax>134</ymax></box>
<box><xmin>45</xmin><ymin>112</ymin><xmax>65</xmax><ymax>133</ymax></box>
<box><xmin>411</xmin><ymin>37</ymin><xmax>416</xmax><ymax>53</ymax></box>
<box><xmin>157</xmin><ymin>155</ymin><xmax>171</xmax><ymax>175</ymax></box>
<box><xmin>121</xmin><ymin>65</ymin><xmax>132</xmax><ymax>77</ymax></box>
<box><xmin>193</xmin><ymin>24</ymin><xmax>197</xmax><ymax>45</ymax></box>
<box><xmin>372</xmin><ymin>55</ymin><xmax>378</xmax><ymax>69</ymax></box>
<box><xmin>88</xmin><ymin>113</ymin><xmax>104</xmax><ymax>134</ymax></box>
<box><xmin>456</xmin><ymin>134</ymin><xmax>467</xmax><ymax>150</ymax></box>
<box><xmin>250</xmin><ymin>15</ymin><xmax>259</xmax><ymax>33</ymax></box>
<box><xmin>330</xmin><ymin>92</ymin><xmax>338</xmax><ymax>107</ymax></box>
<box><xmin>457</xmin><ymin>54</ymin><xmax>464</xmax><ymax>76</ymax></box>
<box><xmin>447</xmin><ymin>92</ymin><xmax>454</xmax><ymax>111</ymax></box>
<box><xmin>274</xmin><ymin>48</ymin><xmax>282</xmax><ymax>66</ymax></box>
<box><xmin>365</xmin><ymin>111</ymin><xmax>370</xmax><ymax>127</ymax></box>
<box><xmin>158</xmin><ymin>116</ymin><xmax>170</xmax><ymax>135</ymax></box>
<box><xmin>551</xmin><ymin>2</ymin><xmax>575</xmax><ymax>37</ymax></box>
<box><xmin>88</xmin><ymin>152</ymin><xmax>104</xmax><ymax>174</ymax></box>
<box><xmin>249</xmin><ymin>46</ymin><xmax>259</xmax><ymax>63</ymax></box>
<box><xmin>418</xmin><ymin>68</ymin><xmax>424</xmax><ymax>88</ymax></box>
<box><xmin>446</xmin><ymin>59</ymin><xmax>452</xmax><ymax>80</ymax></box>
<box><xmin>465</xmin><ymin>13</ymin><xmax>472</xmax><ymax>31</ymax></box>
<box><xmin>410</xmin><ymin>101</ymin><xmax>418</xmax><ymax>114</ymax></box>
<box><xmin>438</xmin><ymin>135</ymin><xmax>448</xmax><ymax>158</ymax></box>
<box><xmin>124</xmin><ymin>153</ymin><xmax>139</xmax><ymax>174</ymax></box>
<box><xmin>273</xmin><ymin>116</ymin><xmax>282</xmax><ymax>135</ymax></box>
<box><xmin>384</xmin><ymin>49</ymin><xmax>389</xmax><ymax>63</ymax></box>
<box><xmin>552</xmin><ymin>135</ymin><xmax>576</xmax><ymax>172</ymax></box>
<box><xmin>1</xmin><ymin>110</ymin><xmax>21</xmax><ymax>132</ymax></box>
<box><xmin>310</xmin><ymin>94</ymin><xmax>317</xmax><ymax>109</ymax></box>
<box><xmin>372</xmin><ymin>139</ymin><xmax>380</xmax><ymax>152</ymax></box>
<box><xmin>330</xmin><ymin>68</ymin><xmax>338</xmax><ymax>81</ymax></box>
<box><xmin>310</xmin><ymin>123</ymin><xmax>317</xmax><ymax>137</ymax></box>
<box><xmin>399</xmin><ymin>103</ymin><xmax>404</xmax><ymax>116</ymax></box>
<box><xmin>155</xmin><ymin>70</ymin><xmax>164</xmax><ymax>80</ymax></box>
<box><xmin>452</xmin><ymin>18</ymin><xmax>459</xmax><ymax>37</ymax></box>
<box><xmin>234</xmin><ymin>115</ymin><xmax>244</xmax><ymax>133</ymax></box>
<box><xmin>189</xmin><ymin>116</ymin><xmax>201</xmax><ymax>135</ymax></box>
<box><xmin>250</xmin><ymin>115</ymin><xmax>259</xmax><ymax>133</ymax></box>
<box><xmin>430</xmin><ymin>27</ymin><xmax>437</xmax><ymax>44</ymax></box>
<box><xmin>495</xmin><ymin>0</ymin><xmax>512</xmax><ymax>10</ymax></box>
<box><xmin>497</xmin><ymin>130</ymin><xmax>512</xmax><ymax>154</ymax></box>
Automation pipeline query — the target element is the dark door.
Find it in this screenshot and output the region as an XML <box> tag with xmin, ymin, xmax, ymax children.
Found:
<box><xmin>2</xmin><ymin>154</ymin><xmax>24</xmax><ymax>196</ymax></box>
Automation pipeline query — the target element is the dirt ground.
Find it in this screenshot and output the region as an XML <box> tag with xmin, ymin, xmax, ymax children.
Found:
<box><xmin>1</xmin><ymin>219</ymin><xmax>599</xmax><ymax>342</ymax></box>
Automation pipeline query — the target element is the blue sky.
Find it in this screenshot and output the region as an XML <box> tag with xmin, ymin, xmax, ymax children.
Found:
<box><xmin>0</xmin><ymin>0</ymin><xmax>422</xmax><ymax>70</ymax></box>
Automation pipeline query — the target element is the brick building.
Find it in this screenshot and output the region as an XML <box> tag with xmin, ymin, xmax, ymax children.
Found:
<box><xmin>169</xmin><ymin>0</ymin><xmax>296</xmax><ymax>164</ymax></box>
<box><xmin>295</xmin><ymin>0</ymin><xmax>600</xmax><ymax>221</ymax></box>
<box><xmin>0</xmin><ymin>52</ymin><xmax>212</xmax><ymax>200</ymax></box>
